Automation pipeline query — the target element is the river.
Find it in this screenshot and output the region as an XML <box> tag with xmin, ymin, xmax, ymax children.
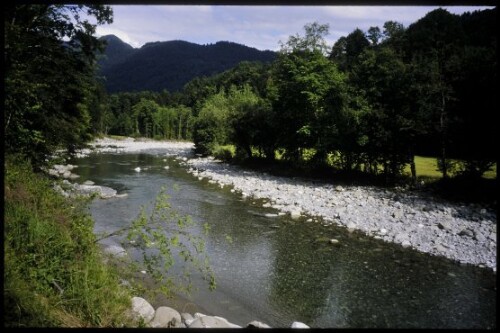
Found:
<box><xmin>73</xmin><ymin>152</ymin><xmax>496</xmax><ymax>328</ymax></box>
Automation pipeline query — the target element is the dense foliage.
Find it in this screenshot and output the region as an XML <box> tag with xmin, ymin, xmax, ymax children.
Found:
<box><xmin>4</xmin><ymin>157</ymin><xmax>133</xmax><ymax>327</ymax></box>
<box><xmin>4</xmin><ymin>4</ymin><xmax>112</xmax><ymax>166</ymax></box>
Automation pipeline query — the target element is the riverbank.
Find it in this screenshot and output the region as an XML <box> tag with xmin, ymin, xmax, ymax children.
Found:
<box><xmin>4</xmin><ymin>157</ymin><xmax>133</xmax><ymax>327</ymax></box>
<box><xmin>80</xmin><ymin>137</ymin><xmax>497</xmax><ymax>272</ymax></box>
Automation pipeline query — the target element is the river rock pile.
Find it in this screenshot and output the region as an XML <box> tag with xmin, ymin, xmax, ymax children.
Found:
<box><xmin>75</xmin><ymin>137</ymin><xmax>194</xmax><ymax>158</ymax></box>
<box><xmin>51</xmin><ymin>176</ymin><xmax>123</xmax><ymax>199</ymax></box>
<box><xmin>185</xmin><ymin>157</ymin><xmax>497</xmax><ymax>271</ymax></box>
<box><xmin>127</xmin><ymin>296</ymin><xmax>305</xmax><ymax>328</ymax></box>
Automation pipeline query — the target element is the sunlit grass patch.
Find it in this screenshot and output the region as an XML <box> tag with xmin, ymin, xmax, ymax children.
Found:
<box><xmin>405</xmin><ymin>156</ymin><xmax>497</xmax><ymax>180</ymax></box>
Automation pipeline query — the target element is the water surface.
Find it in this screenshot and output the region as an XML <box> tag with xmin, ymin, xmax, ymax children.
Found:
<box><xmin>74</xmin><ymin>152</ymin><xmax>496</xmax><ymax>328</ymax></box>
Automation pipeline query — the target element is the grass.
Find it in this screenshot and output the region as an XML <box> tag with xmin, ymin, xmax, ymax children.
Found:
<box><xmin>4</xmin><ymin>156</ymin><xmax>134</xmax><ymax>327</ymax></box>
<box><xmin>404</xmin><ymin>155</ymin><xmax>497</xmax><ymax>180</ymax></box>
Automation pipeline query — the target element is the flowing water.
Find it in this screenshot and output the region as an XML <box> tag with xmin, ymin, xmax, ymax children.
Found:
<box><xmin>73</xmin><ymin>152</ymin><xmax>496</xmax><ymax>328</ymax></box>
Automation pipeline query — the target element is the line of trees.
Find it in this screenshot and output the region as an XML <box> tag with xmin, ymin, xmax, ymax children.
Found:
<box><xmin>86</xmin><ymin>87</ymin><xmax>194</xmax><ymax>140</ymax></box>
<box><xmin>183</xmin><ymin>9</ymin><xmax>496</xmax><ymax>181</ymax></box>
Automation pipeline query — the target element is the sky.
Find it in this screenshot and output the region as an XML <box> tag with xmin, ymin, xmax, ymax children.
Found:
<box><xmin>95</xmin><ymin>5</ymin><xmax>494</xmax><ymax>51</ymax></box>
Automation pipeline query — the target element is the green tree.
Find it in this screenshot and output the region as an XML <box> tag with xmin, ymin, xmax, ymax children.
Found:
<box><xmin>279</xmin><ymin>21</ymin><xmax>330</xmax><ymax>55</ymax></box>
<box><xmin>271</xmin><ymin>22</ymin><xmax>350</xmax><ymax>162</ymax></box>
<box><xmin>192</xmin><ymin>90</ymin><xmax>233</xmax><ymax>154</ymax></box>
<box><xmin>330</xmin><ymin>28</ymin><xmax>370</xmax><ymax>71</ymax></box>
<box><xmin>405</xmin><ymin>9</ymin><xmax>464</xmax><ymax>178</ymax></box>
<box><xmin>351</xmin><ymin>46</ymin><xmax>418</xmax><ymax>180</ymax></box>
<box><xmin>227</xmin><ymin>85</ymin><xmax>271</xmax><ymax>159</ymax></box>
<box><xmin>367</xmin><ymin>26</ymin><xmax>383</xmax><ymax>45</ymax></box>
<box><xmin>132</xmin><ymin>98</ymin><xmax>160</xmax><ymax>137</ymax></box>
<box><xmin>4</xmin><ymin>4</ymin><xmax>113</xmax><ymax>166</ymax></box>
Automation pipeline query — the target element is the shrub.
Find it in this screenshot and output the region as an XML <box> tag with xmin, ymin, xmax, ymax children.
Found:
<box><xmin>4</xmin><ymin>156</ymin><xmax>132</xmax><ymax>327</ymax></box>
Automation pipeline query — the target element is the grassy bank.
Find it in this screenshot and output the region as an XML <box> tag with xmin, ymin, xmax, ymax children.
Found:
<box><xmin>4</xmin><ymin>156</ymin><xmax>132</xmax><ymax>327</ymax></box>
<box><xmin>211</xmin><ymin>145</ymin><xmax>497</xmax><ymax>205</ymax></box>
<box><xmin>403</xmin><ymin>155</ymin><xmax>497</xmax><ymax>180</ymax></box>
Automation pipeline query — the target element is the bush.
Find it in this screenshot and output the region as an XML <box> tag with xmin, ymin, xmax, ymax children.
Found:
<box><xmin>4</xmin><ymin>156</ymin><xmax>132</xmax><ymax>327</ymax></box>
<box><xmin>212</xmin><ymin>145</ymin><xmax>235</xmax><ymax>162</ymax></box>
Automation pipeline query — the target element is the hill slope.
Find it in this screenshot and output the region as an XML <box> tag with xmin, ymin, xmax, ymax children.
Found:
<box><xmin>97</xmin><ymin>35</ymin><xmax>276</xmax><ymax>93</ymax></box>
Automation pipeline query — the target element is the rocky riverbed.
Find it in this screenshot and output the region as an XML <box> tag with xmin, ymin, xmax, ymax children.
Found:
<box><xmin>183</xmin><ymin>156</ymin><xmax>496</xmax><ymax>271</ymax></box>
<box><xmin>70</xmin><ymin>137</ymin><xmax>496</xmax><ymax>271</ymax></box>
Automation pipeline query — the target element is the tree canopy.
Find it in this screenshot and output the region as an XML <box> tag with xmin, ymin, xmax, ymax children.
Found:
<box><xmin>4</xmin><ymin>4</ymin><xmax>113</xmax><ymax>166</ymax></box>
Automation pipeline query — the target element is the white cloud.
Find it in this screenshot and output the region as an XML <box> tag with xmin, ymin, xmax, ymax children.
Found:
<box><xmin>96</xmin><ymin>26</ymin><xmax>141</xmax><ymax>48</ymax></box>
<box><xmin>97</xmin><ymin>5</ymin><xmax>494</xmax><ymax>51</ymax></box>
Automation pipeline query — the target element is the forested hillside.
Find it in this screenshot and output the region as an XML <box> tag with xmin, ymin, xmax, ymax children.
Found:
<box><xmin>97</xmin><ymin>36</ymin><xmax>276</xmax><ymax>92</ymax></box>
<box><xmin>90</xmin><ymin>8</ymin><xmax>496</xmax><ymax>184</ymax></box>
<box><xmin>97</xmin><ymin>34</ymin><xmax>135</xmax><ymax>68</ymax></box>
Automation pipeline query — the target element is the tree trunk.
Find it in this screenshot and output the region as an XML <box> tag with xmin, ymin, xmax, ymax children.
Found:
<box><xmin>245</xmin><ymin>145</ymin><xmax>252</xmax><ymax>159</ymax></box>
<box><xmin>440</xmin><ymin>90</ymin><xmax>448</xmax><ymax>179</ymax></box>
<box><xmin>410</xmin><ymin>154</ymin><xmax>417</xmax><ymax>185</ymax></box>
<box><xmin>178</xmin><ymin>115</ymin><xmax>182</xmax><ymax>140</ymax></box>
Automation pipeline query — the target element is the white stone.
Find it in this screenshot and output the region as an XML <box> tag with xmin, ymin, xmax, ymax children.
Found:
<box><xmin>401</xmin><ymin>240</ymin><xmax>412</xmax><ymax>248</ymax></box>
<box><xmin>149</xmin><ymin>306</ymin><xmax>182</xmax><ymax>328</ymax></box>
<box><xmin>290</xmin><ymin>210</ymin><xmax>302</xmax><ymax>219</ymax></box>
<box><xmin>189</xmin><ymin>316</ymin><xmax>236</xmax><ymax>328</ymax></box>
<box><xmin>134</xmin><ymin>167</ymin><xmax>141</xmax><ymax>172</ymax></box>
<box><xmin>194</xmin><ymin>312</ymin><xmax>207</xmax><ymax>319</ymax></box>
<box><xmin>181</xmin><ymin>312</ymin><xmax>194</xmax><ymax>325</ymax></box>
<box><xmin>130</xmin><ymin>297</ymin><xmax>155</xmax><ymax>324</ymax></box>
<box><xmin>291</xmin><ymin>321</ymin><xmax>310</xmax><ymax>328</ymax></box>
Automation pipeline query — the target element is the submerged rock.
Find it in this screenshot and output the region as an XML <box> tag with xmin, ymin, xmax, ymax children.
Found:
<box><xmin>189</xmin><ymin>315</ymin><xmax>240</xmax><ymax>328</ymax></box>
<box><xmin>247</xmin><ymin>320</ymin><xmax>271</xmax><ymax>328</ymax></box>
<box><xmin>103</xmin><ymin>245</ymin><xmax>127</xmax><ymax>258</ymax></box>
<box><xmin>77</xmin><ymin>184</ymin><xmax>117</xmax><ymax>198</ymax></box>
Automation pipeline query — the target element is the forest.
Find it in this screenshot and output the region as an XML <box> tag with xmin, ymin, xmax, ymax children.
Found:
<box><xmin>4</xmin><ymin>5</ymin><xmax>497</xmax><ymax>182</ymax></box>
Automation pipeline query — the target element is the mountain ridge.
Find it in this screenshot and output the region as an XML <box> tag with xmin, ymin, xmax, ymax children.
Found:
<box><xmin>97</xmin><ymin>35</ymin><xmax>277</xmax><ymax>93</ymax></box>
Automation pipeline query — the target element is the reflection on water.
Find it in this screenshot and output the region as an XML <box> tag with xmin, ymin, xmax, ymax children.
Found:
<box><xmin>73</xmin><ymin>153</ymin><xmax>496</xmax><ymax>328</ymax></box>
